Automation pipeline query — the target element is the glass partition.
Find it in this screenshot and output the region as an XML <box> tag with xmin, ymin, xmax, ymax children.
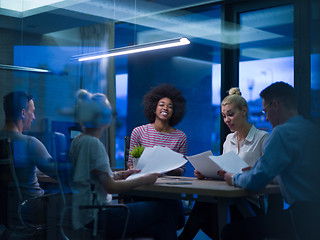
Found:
<box><xmin>116</xmin><ymin>3</ymin><xmax>222</xmax><ymax>173</ymax></box>
<box><xmin>0</xmin><ymin>1</ymin><xmax>222</xmax><ymax>172</ymax></box>
<box><xmin>311</xmin><ymin>0</ymin><xmax>320</xmax><ymax>126</ymax></box>
<box><xmin>239</xmin><ymin>5</ymin><xmax>294</xmax><ymax>133</ymax></box>
<box><xmin>0</xmin><ymin>0</ymin><xmax>316</xmax><ymax>173</ymax></box>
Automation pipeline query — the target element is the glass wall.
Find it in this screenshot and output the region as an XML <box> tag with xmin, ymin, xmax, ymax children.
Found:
<box><xmin>115</xmin><ymin>4</ymin><xmax>222</xmax><ymax>174</ymax></box>
<box><xmin>239</xmin><ymin>5</ymin><xmax>294</xmax><ymax>133</ymax></box>
<box><xmin>115</xmin><ymin>73</ymin><xmax>128</xmax><ymax>168</ymax></box>
<box><xmin>0</xmin><ymin>1</ymin><xmax>222</xmax><ymax>171</ymax></box>
<box><xmin>311</xmin><ymin>0</ymin><xmax>320</xmax><ymax>126</ymax></box>
<box><xmin>0</xmin><ymin>0</ymin><xmax>317</xmax><ymax>172</ymax></box>
<box><xmin>0</xmin><ymin>1</ymin><xmax>319</xmax><ymax>238</ymax></box>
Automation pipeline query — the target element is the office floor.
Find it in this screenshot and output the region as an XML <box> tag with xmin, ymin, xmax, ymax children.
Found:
<box><xmin>193</xmin><ymin>231</ymin><xmax>211</xmax><ymax>240</ymax></box>
<box><xmin>177</xmin><ymin>216</ymin><xmax>211</xmax><ymax>240</ymax></box>
<box><xmin>178</xmin><ymin>230</ymin><xmax>211</xmax><ymax>240</ymax></box>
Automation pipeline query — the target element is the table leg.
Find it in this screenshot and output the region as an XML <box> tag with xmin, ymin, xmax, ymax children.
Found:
<box><xmin>217</xmin><ymin>199</ymin><xmax>229</xmax><ymax>239</ymax></box>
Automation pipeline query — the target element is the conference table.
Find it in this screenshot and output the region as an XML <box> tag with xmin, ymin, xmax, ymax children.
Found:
<box><xmin>125</xmin><ymin>176</ymin><xmax>281</xmax><ymax>237</ymax></box>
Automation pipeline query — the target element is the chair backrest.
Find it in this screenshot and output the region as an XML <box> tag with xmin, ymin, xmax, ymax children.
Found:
<box><xmin>51</xmin><ymin>131</ymin><xmax>68</xmax><ymax>162</ymax></box>
<box><xmin>50</xmin><ymin>132</ymin><xmax>74</xmax><ymax>197</ymax></box>
<box><xmin>0</xmin><ymin>137</ymin><xmax>68</xmax><ymax>238</ymax></box>
<box><xmin>124</xmin><ymin>136</ymin><xmax>131</xmax><ymax>169</ymax></box>
<box><xmin>0</xmin><ymin>138</ymin><xmax>23</xmax><ymax>228</ymax></box>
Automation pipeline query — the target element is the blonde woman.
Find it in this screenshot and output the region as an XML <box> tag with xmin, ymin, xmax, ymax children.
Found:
<box><xmin>179</xmin><ymin>87</ymin><xmax>269</xmax><ymax>240</ymax></box>
<box><xmin>70</xmin><ymin>89</ymin><xmax>177</xmax><ymax>240</ymax></box>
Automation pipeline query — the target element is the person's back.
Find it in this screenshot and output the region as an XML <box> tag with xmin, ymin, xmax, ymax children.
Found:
<box><xmin>222</xmin><ymin>82</ymin><xmax>320</xmax><ymax>240</ymax></box>
<box><xmin>69</xmin><ymin>133</ymin><xmax>112</xmax><ymax>229</ymax></box>
<box><xmin>68</xmin><ymin>89</ymin><xmax>178</xmax><ymax>240</ymax></box>
<box><xmin>235</xmin><ymin>108</ymin><xmax>320</xmax><ymax>204</ymax></box>
<box><xmin>269</xmin><ymin>115</ymin><xmax>320</xmax><ymax>203</ymax></box>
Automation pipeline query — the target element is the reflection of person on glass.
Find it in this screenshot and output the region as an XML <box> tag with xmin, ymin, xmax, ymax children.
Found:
<box><xmin>222</xmin><ymin>82</ymin><xmax>320</xmax><ymax>240</ymax></box>
<box><xmin>127</xmin><ymin>84</ymin><xmax>187</xmax><ymax>176</ymax></box>
<box><xmin>179</xmin><ymin>87</ymin><xmax>269</xmax><ymax>240</ymax></box>
<box><xmin>70</xmin><ymin>90</ymin><xmax>177</xmax><ymax>239</ymax></box>
<box><xmin>0</xmin><ymin>91</ymin><xmax>57</xmax><ymax>199</ymax></box>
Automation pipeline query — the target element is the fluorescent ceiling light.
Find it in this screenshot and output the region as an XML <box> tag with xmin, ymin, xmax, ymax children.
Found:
<box><xmin>0</xmin><ymin>64</ymin><xmax>50</xmax><ymax>73</ymax></box>
<box><xmin>1</xmin><ymin>0</ymin><xmax>66</xmax><ymax>12</ymax></box>
<box><xmin>73</xmin><ymin>37</ymin><xmax>190</xmax><ymax>62</ymax></box>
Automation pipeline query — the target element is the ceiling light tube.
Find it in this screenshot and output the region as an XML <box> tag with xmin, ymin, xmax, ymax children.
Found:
<box><xmin>73</xmin><ymin>37</ymin><xmax>190</xmax><ymax>62</ymax></box>
<box><xmin>0</xmin><ymin>64</ymin><xmax>50</xmax><ymax>73</ymax></box>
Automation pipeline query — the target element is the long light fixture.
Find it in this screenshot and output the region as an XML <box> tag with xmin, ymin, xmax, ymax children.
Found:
<box><xmin>72</xmin><ymin>37</ymin><xmax>190</xmax><ymax>62</ymax></box>
<box><xmin>0</xmin><ymin>64</ymin><xmax>50</xmax><ymax>73</ymax></box>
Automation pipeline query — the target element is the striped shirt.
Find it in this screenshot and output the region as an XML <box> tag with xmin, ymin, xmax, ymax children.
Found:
<box><xmin>128</xmin><ymin>123</ymin><xmax>188</xmax><ymax>175</ymax></box>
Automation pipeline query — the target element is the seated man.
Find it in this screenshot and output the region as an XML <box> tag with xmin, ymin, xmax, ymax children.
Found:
<box><xmin>0</xmin><ymin>91</ymin><xmax>57</xmax><ymax>199</ymax></box>
<box><xmin>223</xmin><ymin>82</ymin><xmax>320</xmax><ymax>240</ymax></box>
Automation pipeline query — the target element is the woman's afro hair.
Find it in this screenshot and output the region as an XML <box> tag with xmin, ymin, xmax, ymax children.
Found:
<box><xmin>142</xmin><ymin>84</ymin><xmax>186</xmax><ymax>127</ymax></box>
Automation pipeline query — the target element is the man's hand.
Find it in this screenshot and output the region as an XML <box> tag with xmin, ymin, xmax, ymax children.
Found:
<box><xmin>242</xmin><ymin>166</ymin><xmax>252</xmax><ymax>172</ymax></box>
<box><xmin>224</xmin><ymin>172</ymin><xmax>234</xmax><ymax>186</ymax></box>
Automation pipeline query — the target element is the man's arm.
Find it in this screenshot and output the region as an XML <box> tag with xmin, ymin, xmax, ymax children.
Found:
<box><xmin>225</xmin><ymin>129</ymin><xmax>291</xmax><ymax>191</ymax></box>
<box><xmin>30</xmin><ymin>136</ymin><xmax>57</xmax><ymax>178</ymax></box>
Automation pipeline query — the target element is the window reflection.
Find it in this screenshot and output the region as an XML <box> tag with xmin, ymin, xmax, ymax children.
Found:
<box><xmin>239</xmin><ymin>5</ymin><xmax>294</xmax><ymax>133</ymax></box>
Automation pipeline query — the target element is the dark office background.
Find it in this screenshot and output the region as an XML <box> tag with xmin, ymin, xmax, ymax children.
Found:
<box><xmin>0</xmin><ymin>0</ymin><xmax>319</xmax><ymax>176</ymax></box>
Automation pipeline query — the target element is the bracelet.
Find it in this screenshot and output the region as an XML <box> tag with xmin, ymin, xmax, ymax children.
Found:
<box><xmin>114</xmin><ymin>172</ymin><xmax>118</xmax><ymax>180</ymax></box>
<box><xmin>231</xmin><ymin>173</ymin><xmax>236</xmax><ymax>186</ymax></box>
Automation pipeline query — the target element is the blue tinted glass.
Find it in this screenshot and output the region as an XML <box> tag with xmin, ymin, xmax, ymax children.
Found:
<box><xmin>311</xmin><ymin>1</ymin><xmax>320</xmax><ymax>125</ymax></box>
<box><xmin>115</xmin><ymin>73</ymin><xmax>128</xmax><ymax>168</ymax></box>
<box><xmin>239</xmin><ymin>5</ymin><xmax>294</xmax><ymax>133</ymax></box>
<box><xmin>115</xmin><ymin>5</ymin><xmax>222</xmax><ymax>175</ymax></box>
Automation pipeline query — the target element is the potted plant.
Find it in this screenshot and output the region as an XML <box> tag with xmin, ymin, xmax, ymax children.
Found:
<box><xmin>130</xmin><ymin>145</ymin><xmax>144</xmax><ymax>168</ymax></box>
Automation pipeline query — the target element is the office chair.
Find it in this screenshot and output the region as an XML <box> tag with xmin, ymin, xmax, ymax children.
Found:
<box><xmin>124</xmin><ymin>136</ymin><xmax>131</xmax><ymax>170</ymax></box>
<box><xmin>49</xmin><ymin>131</ymin><xmax>128</xmax><ymax>239</ymax></box>
<box><xmin>50</xmin><ymin>131</ymin><xmax>74</xmax><ymax>194</ymax></box>
<box><xmin>59</xmin><ymin>184</ymin><xmax>131</xmax><ymax>240</ymax></box>
<box><xmin>0</xmin><ymin>138</ymin><xmax>59</xmax><ymax>239</ymax></box>
<box><xmin>51</xmin><ymin>131</ymin><xmax>68</xmax><ymax>163</ymax></box>
<box><xmin>57</xmin><ymin>136</ymin><xmax>152</xmax><ymax>240</ymax></box>
<box><xmin>55</xmin><ymin>142</ymin><xmax>130</xmax><ymax>240</ymax></box>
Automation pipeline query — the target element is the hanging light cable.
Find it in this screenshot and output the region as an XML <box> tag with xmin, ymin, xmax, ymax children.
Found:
<box><xmin>72</xmin><ymin>37</ymin><xmax>190</xmax><ymax>62</ymax></box>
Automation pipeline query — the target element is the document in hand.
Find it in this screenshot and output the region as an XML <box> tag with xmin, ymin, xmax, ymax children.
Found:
<box><xmin>187</xmin><ymin>150</ymin><xmax>222</xmax><ymax>179</ymax></box>
<box><xmin>209</xmin><ymin>151</ymin><xmax>249</xmax><ymax>173</ymax></box>
<box><xmin>126</xmin><ymin>146</ymin><xmax>187</xmax><ymax>180</ymax></box>
<box><xmin>187</xmin><ymin>150</ymin><xmax>249</xmax><ymax>179</ymax></box>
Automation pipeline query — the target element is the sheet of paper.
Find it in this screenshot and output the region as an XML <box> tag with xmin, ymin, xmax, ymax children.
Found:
<box><xmin>187</xmin><ymin>150</ymin><xmax>222</xmax><ymax>179</ymax></box>
<box><xmin>209</xmin><ymin>151</ymin><xmax>248</xmax><ymax>173</ymax></box>
<box><xmin>126</xmin><ymin>146</ymin><xmax>187</xmax><ymax>180</ymax></box>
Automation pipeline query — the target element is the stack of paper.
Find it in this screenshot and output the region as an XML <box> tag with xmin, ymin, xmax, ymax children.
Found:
<box><xmin>209</xmin><ymin>151</ymin><xmax>248</xmax><ymax>173</ymax></box>
<box><xmin>126</xmin><ymin>146</ymin><xmax>187</xmax><ymax>180</ymax></box>
<box><xmin>187</xmin><ymin>150</ymin><xmax>221</xmax><ymax>179</ymax></box>
<box><xmin>187</xmin><ymin>150</ymin><xmax>248</xmax><ymax>179</ymax></box>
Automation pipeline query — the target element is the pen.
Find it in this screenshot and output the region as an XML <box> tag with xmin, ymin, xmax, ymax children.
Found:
<box><xmin>166</xmin><ymin>182</ymin><xmax>192</xmax><ymax>185</ymax></box>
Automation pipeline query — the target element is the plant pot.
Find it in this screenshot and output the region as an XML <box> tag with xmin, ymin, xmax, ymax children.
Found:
<box><xmin>132</xmin><ymin>157</ymin><xmax>139</xmax><ymax>168</ymax></box>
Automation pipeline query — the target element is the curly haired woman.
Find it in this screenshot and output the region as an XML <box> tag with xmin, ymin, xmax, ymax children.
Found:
<box><xmin>127</xmin><ymin>83</ymin><xmax>188</xmax><ymax>176</ymax></box>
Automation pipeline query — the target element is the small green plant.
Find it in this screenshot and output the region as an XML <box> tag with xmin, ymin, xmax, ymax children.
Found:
<box><xmin>130</xmin><ymin>145</ymin><xmax>144</xmax><ymax>158</ymax></box>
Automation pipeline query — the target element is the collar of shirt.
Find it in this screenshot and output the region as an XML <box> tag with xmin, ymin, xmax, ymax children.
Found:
<box><xmin>230</xmin><ymin>125</ymin><xmax>256</xmax><ymax>145</ymax></box>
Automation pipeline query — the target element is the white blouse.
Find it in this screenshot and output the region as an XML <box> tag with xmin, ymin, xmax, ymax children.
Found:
<box><xmin>223</xmin><ymin>125</ymin><xmax>269</xmax><ymax>167</ymax></box>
